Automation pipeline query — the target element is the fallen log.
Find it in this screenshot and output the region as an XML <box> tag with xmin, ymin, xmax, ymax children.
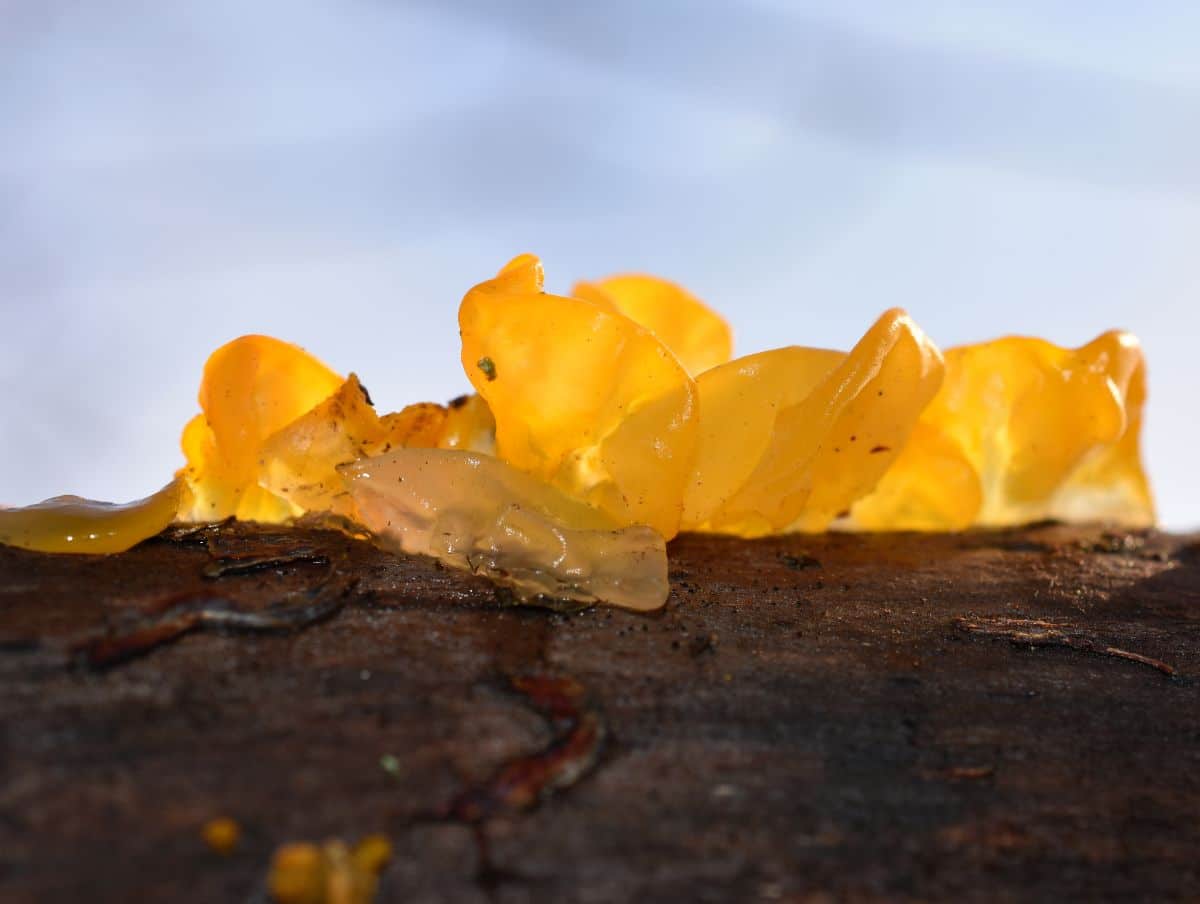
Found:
<box><xmin>1</xmin><ymin>521</ymin><xmax>1198</xmax><ymax>902</ymax></box>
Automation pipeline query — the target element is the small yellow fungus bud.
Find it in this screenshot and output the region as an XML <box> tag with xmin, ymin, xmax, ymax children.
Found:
<box><xmin>350</xmin><ymin>835</ymin><xmax>392</xmax><ymax>876</ymax></box>
<box><xmin>267</xmin><ymin>835</ymin><xmax>391</xmax><ymax>904</ymax></box>
<box><xmin>268</xmin><ymin>842</ymin><xmax>327</xmax><ymax>904</ymax></box>
<box><xmin>202</xmin><ymin>817</ymin><xmax>241</xmax><ymax>855</ymax></box>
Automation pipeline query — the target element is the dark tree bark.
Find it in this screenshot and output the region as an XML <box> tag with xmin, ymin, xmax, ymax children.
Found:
<box><xmin>1</xmin><ymin>521</ymin><xmax>1198</xmax><ymax>902</ymax></box>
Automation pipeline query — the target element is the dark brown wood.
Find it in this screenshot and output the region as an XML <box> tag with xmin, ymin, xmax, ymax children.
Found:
<box><xmin>1</xmin><ymin>522</ymin><xmax>1198</xmax><ymax>903</ymax></box>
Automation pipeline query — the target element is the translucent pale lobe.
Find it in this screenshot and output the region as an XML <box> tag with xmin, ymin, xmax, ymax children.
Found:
<box><xmin>340</xmin><ymin>449</ymin><xmax>669</xmax><ymax>611</ymax></box>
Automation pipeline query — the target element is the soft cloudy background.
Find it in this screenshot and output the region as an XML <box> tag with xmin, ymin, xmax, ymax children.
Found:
<box><xmin>2</xmin><ymin>1</ymin><xmax>1198</xmax><ymax>528</ymax></box>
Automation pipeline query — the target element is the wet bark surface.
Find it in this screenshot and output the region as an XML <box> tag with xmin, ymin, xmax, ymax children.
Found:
<box><xmin>1</xmin><ymin>522</ymin><xmax>1198</xmax><ymax>903</ymax></box>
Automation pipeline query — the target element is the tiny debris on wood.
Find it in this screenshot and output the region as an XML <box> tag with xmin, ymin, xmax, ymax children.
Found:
<box><xmin>491</xmin><ymin>585</ymin><xmax>595</xmax><ymax>614</ymax></box>
<box><xmin>202</xmin><ymin>549</ymin><xmax>331</xmax><ymax>579</ymax></box>
<box><xmin>779</xmin><ymin>553</ymin><xmax>821</xmax><ymax>571</ymax></box>
<box><xmin>688</xmin><ymin>632</ymin><xmax>719</xmax><ymax>657</ymax></box>
<box><xmin>954</xmin><ymin>616</ymin><xmax>1177</xmax><ymax>677</ymax></box>
<box><xmin>942</xmin><ymin>765</ymin><xmax>996</xmax><ymax>781</ymax></box>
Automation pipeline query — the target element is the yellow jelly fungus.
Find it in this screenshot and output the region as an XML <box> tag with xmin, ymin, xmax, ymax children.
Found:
<box><xmin>700</xmin><ymin>309</ymin><xmax>945</xmax><ymax>535</ymax></box>
<box><xmin>0</xmin><ymin>249</ymin><xmax>1158</xmax><ymax>616</ymax></box>
<box><xmin>178</xmin><ymin>332</ymin><xmax>453</xmax><ymax>524</ymax></box>
<box><xmin>0</xmin><ymin>479</ymin><xmax>181</xmax><ymax>554</ymax></box>
<box><xmin>340</xmin><ymin>448</ymin><xmax>669</xmax><ymax>611</ymax></box>
<box><xmin>268</xmin><ymin>843</ymin><xmax>326</xmax><ymax>904</ymax></box>
<box><xmin>682</xmin><ymin>345</ymin><xmax>847</xmax><ymax>528</ymax></box>
<box><xmin>257</xmin><ymin>376</ymin><xmax>443</xmax><ymax>518</ymax></box>
<box><xmin>572</xmin><ymin>274</ymin><xmax>734</xmax><ymax>375</ymax></box>
<box><xmin>436</xmin><ymin>394</ymin><xmax>496</xmax><ymax>454</ymax></box>
<box><xmin>349</xmin><ymin>835</ymin><xmax>393</xmax><ymax>879</ymax></box>
<box><xmin>377</xmin><ymin>401</ymin><xmax>448</xmax><ymax>450</ymax></box>
<box><xmin>850</xmin><ymin>330</ymin><xmax>1153</xmax><ymax>530</ymax></box>
<box><xmin>847</xmin><ymin>423</ymin><xmax>982</xmax><ymax>531</ymax></box>
<box><xmin>179</xmin><ymin>334</ymin><xmax>344</xmax><ymax>522</ymax></box>
<box><xmin>267</xmin><ymin>836</ymin><xmax>390</xmax><ymax>904</ymax></box>
<box><xmin>1050</xmin><ymin>333</ymin><xmax>1152</xmax><ymax>525</ymax></box>
<box><xmin>459</xmin><ymin>254</ymin><xmax>699</xmax><ymax>538</ymax></box>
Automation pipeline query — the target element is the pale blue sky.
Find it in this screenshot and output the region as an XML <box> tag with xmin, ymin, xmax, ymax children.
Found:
<box><xmin>2</xmin><ymin>1</ymin><xmax>1198</xmax><ymax>527</ymax></box>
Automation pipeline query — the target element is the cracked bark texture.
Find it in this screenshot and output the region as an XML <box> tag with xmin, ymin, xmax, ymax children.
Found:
<box><xmin>1</xmin><ymin>522</ymin><xmax>1198</xmax><ymax>903</ymax></box>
